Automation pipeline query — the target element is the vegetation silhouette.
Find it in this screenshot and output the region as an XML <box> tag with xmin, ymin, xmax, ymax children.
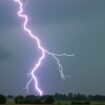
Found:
<box><xmin>15</xmin><ymin>95</ymin><xmax>24</xmax><ymax>104</ymax></box>
<box><xmin>71</xmin><ymin>101</ymin><xmax>90</xmax><ymax>105</ymax></box>
<box><xmin>15</xmin><ymin>95</ymin><xmax>55</xmax><ymax>104</ymax></box>
<box><xmin>0</xmin><ymin>93</ymin><xmax>105</xmax><ymax>104</ymax></box>
<box><xmin>0</xmin><ymin>95</ymin><xmax>7</xmax><ymax>104</ymax></box>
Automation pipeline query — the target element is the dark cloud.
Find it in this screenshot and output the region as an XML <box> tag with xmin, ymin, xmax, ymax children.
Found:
<box><xmin>0</xmin><ymin>45</ymin><xmax>10</xmax><ymax>61</ymax></box>
<box><xmin>1</xmin><ymin>0</ymin><xmax>105</xmax><ymax>27</ymax></box>
<box><xmin>26</xmin><ymin>0</ymin><xmax>105</xmax><ymax>25</ymax></box>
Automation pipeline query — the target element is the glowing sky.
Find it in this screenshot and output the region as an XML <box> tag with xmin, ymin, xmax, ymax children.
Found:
<box><xmin>0</xmin><ymin>0</ymin><xmax>105</xmax><ymax>95</ymax></box>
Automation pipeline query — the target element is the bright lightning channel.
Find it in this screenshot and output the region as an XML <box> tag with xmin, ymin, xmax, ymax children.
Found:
<box><xmin>14</xmin><ymin>0</ymin><xmax>74</xmax><ymax>96</ymax></box>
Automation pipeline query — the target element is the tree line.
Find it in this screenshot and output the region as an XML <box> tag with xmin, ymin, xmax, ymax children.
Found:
<box><xmin>54</xmin><ymin>93</ymin><xmax>105</xmax><ymax>101</ymax></box>
<box><xmin>0</xmin><ymin>93</ymin><xmax>105</xmax><ymax>104</ymax></box>
<box><xmin>0</xmin><ymin>95</ymin><xmax>55</xmax><ymax>104</ymax></box>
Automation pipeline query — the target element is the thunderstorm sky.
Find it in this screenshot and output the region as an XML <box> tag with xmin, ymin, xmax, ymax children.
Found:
<box><xmin>0</xmin><ymin>0</ymin><xmax>105</xmax><ymax>95</ymax></box>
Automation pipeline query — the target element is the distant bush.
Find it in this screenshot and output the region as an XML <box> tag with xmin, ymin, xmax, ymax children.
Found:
<box><xmin>57</xmin><ymin>102</ymin><xmax>61</xmax><ymax>105</ymax></box>
<box><xmin>0</xmin><ymin>95</ymin><xmax>7</xmax><ymax>104</ymax></box>
<box><xmin>24</xmin><ymin>95</ymin><xmax>42</xmax><ymax>104</ymax></box>
<box><xmin>15</xmin><ymin>95</ymin><xmax>24</xmax><ymax>104</ymax></box>
<box><xmin>71</xmin><ymin>101</ymin><xmax>82</xmax><ymax>105</ymax></box>
<box><xmin>44</xmin><ymin>95</ymin><xmax>55</xmax><ymax>104</ymax></box>
<box><xmin>71</xmin><ymin>101</ymin><xmax>90</xmax><ymax>105</ymax></box>
<box><xmin>83</xmin><ymin>101</ymin><xmax>90</xmax><ymax>105</ymax></box>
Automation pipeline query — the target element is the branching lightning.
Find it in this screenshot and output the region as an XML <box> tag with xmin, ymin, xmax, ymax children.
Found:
<box><xmin>14</xmin><ymin>0</ymin><xmax>74</xmax><ymax>96</ymax></box>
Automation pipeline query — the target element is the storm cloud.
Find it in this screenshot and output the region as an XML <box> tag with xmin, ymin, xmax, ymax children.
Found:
<box><xmin>0</xmin><ymin>0</ymin><xmax>105</xmax><ymax>95</ymax></box>
<box><xmin>0</xmin><ymin>45</ymin><xmax>10</xmax><ymax>61</ymax></box>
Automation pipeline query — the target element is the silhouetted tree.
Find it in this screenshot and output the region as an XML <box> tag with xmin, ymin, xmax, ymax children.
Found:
<box><xmin>0</xmin><ymin>95</ymin><xmax>7</xmax><ymax>104</ymax></box>
<box><xmin>54</xmin><ymin>93</ymin><xmax>68</xmax><ymax>101</ymax></box>
<box><xmin>88</xmin><ymin>95</ymin><xmax>105</xmax><ymax>101</ymax></box>
<box><xmin>15</xmin><ymin>95</ymin><xmax>24</xmax><ymax>104</ymax></box>
<box><xmin>24</xmin><ymin>95</ymin><xmax>42</xmax><ymax>104</ymax></box>
<box><xmin>55</xmin><ymin>93</ymin><xmax>61</xmax><ymax>100</ymax></box>
<box><xmin>73</xmin><ymin>94</ymin><xmax>87</xmax><ymax>101</ymax></box>
<box><xmin>44</xmin><ymin>95</ymin><xmax>55</xmax><ymax>104</ymax></box>
<box><xmin>68</xmin><ymin>93</ymin><xmax>73</xmax><ymax>100</ymax></box>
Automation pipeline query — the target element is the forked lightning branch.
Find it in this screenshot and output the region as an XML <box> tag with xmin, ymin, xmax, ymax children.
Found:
<box><xmin>14</xmin><ymin>0</ymin><xmax>74</xmax><ymax>96</ymax></box>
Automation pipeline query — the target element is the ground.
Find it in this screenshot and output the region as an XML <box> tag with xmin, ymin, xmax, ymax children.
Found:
<box><xmin>6</xmin><ymin>99</ymin><xmax>105</xmax><ymax>105</ymax></box>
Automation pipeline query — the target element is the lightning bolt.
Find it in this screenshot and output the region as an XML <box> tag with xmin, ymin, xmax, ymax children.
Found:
<box><xmin>14</xmin><ymin>0</ymin><xmax>74</xmax><ymax>96</ymax></box>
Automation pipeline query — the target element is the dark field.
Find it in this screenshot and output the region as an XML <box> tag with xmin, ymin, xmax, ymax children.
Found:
<box><xmin>6</xmin><ymin>99</ymin><xmax>105</xmax><ymax>105</ymax></box>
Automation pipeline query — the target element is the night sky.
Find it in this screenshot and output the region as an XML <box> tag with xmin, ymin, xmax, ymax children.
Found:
<box><xmin>0</xmin><ymin>0</ymin><xmax>105</xmax><ymax>95</ymax></box>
